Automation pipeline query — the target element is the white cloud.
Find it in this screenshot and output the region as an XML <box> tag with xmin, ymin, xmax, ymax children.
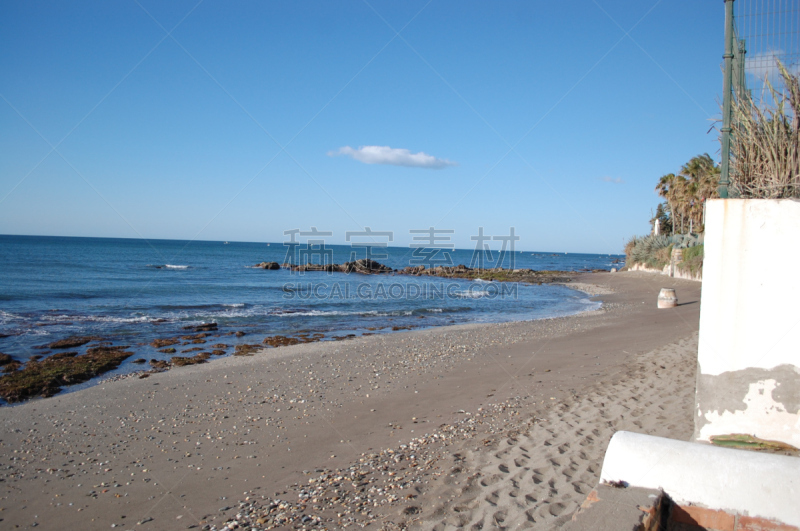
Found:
<box><xmin>602</xmin><ymin>176</ymin><xmax>625</xmax><ymax>184</ymax></box>
<box><xmin>328</xmin><ymin>145</ymin><xmax>457</xmax><ymax>169</ymax></box>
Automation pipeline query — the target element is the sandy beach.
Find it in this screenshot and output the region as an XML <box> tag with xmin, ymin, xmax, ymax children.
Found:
<box><xmin>0</xmin><ymin>272</ymin><xmax>702</xmax><ymax>530</ymax></box>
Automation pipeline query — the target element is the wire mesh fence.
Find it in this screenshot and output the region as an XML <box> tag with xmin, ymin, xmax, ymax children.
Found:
<box><xmin>735</xmin><ymin>0</ymin><xmax>800</xmax><ymax>101</ymax></box>
<box><xmin>719</xmin><ymin>0</ymin><xmax>800</xmax><ymax>198</ymax></box>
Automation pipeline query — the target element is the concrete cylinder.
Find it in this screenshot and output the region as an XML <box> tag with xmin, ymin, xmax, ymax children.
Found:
<box><xmin>657</xmin><ymin>288</ymin><xmax>677</xmax><ymax>308</ymax></box>
<box><xmin>600</xmin><ymin>431</ymin><xmax>800</xmax><ymax>526</ymax></box>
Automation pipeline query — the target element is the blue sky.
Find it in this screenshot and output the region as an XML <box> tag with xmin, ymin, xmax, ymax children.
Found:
<box><xmin>1</xmin><ymin>0</ymin><xmax>726</xmax><ymax>254</ymax></box>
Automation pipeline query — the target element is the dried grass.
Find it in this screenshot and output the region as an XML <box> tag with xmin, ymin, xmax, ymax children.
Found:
<box><xmin>730</xmin><ymin>61</ymin><xmax>800</xmax><ymax>198</ymax></box>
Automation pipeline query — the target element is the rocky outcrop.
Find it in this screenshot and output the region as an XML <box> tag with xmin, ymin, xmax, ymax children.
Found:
<box><xmin>234</xmin><ymin>344</ymin><xmax>262</xmax><ymax>356</ymax></box>
<box><xmin>398</xmin><ymin>264</ymin><xmax>578</xmax><ymax>284</ymax></box>
<box><xmin>259</xmin><ymin>259</ymin><xmax>584</xmax><ymax>282</ymax></box>
<box><xmin>151</xmin><ymin>338</ymin><xmax>180</xmax><ymax>348</ymax></box>
<box><xmin>46</xmin><ymin>336</ymin><xmax>102</xmax><ymax>349</ymax></box>
<box><xmin>0</xmin><ymin>346</ymin><xmax>133</xmax><ymax>402</ymax></box>
<box><xmin>289</xmin><ymin>259</ymin><xmax>394</xmax><ymax>274</ymax></box>
<box><xmin>183</xmin><ymin>323</ymin><xmax>218</xmax><ymax>332</ymax></box>
<box><xmin>254</xmin><ymin>261</ymin><xmax>281</xmax><ymax>270</ymax></box>
<box><xmin>0</xmin><ymin>353</ymin><xmax>21</xmax><ymax>374</ymax></box>
<box><xmin>170</xmin><ymin>353</ymin><xmax>211</xmax><ymax>366</ymax></box>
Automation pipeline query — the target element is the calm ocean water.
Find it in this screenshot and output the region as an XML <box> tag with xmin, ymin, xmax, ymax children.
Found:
<box><xmin>0</xmin><ymin>235</ymin><xmax>623</xmax><ymax>391</ymax></box>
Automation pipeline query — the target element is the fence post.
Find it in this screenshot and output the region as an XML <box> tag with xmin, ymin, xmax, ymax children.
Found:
<box><xmin>719</xmin><ymin>0</ymin><xmax>735</xmax><ymax>198</ymax></box>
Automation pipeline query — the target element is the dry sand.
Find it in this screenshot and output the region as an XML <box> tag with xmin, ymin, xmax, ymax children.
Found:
<box><xmin>0</xmin><ymin>271</ymin><xmax>701</xmax><ymax>530</ymax></box>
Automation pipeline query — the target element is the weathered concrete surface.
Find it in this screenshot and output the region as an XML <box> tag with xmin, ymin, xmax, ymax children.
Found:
<box><xmin>695</xmin><ymin>365</ymin><xmax>800</xmax><ymax>445</ymax></box>
<box><xmin>563</xmin><ymin>485</ymin><xmax>662</xmax><ymax>531</ymax></box>
<box><xmin>695</xmin><ymin>199</ymin><xmax>800</xmax><ymax>446</ymax></box>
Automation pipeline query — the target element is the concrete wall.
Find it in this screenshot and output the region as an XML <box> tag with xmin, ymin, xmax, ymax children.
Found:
<box><xmin>694</xmin><ymin>199</ymin><xmax>800</xmax><ymax>447</ymax></box>
<box><xmin>627</xmin><ymin>248</ymin><xmax>702</xmax><ymax>281</ymax></box>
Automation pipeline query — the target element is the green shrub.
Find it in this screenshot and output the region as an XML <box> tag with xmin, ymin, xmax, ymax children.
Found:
<box><xmin>678</xmin><ymin>244</ymin><xmax>704</xmax><ymax>276</ymax></box>
<box><xmin>682</xmin><ymin>244</ymin><xmax>703</xmax><ymax>262</ymax></box>
<box><xmin>625</xmin><ymin>235</ymin><xmax>673</xmax><ymax>269</ymax></box>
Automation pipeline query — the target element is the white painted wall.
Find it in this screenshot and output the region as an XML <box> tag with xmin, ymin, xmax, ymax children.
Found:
<box><xmin>696</xmin><ymin>198</ymin><xmax>800</xmax><ymax>445</ymax></box>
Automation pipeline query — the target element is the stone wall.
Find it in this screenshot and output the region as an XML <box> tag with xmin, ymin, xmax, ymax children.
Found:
<box><xmin>627</xmin><ymin>247</ymin><xmax>702</xmax><ymax>282</ymax></box>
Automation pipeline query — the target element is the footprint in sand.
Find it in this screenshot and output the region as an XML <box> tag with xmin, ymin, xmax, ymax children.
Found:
<box><xmin>479</xmin><ymin>474</ymin><xmax>502</xmax><ymax>487</ymax></box>
<box><xmin>572</xmin><ymin>480</ymin><xmax>591</xmax><ymax>494</ymax></box>
<box><xmin>548</xmin><ymin>502</ymin><xmax>567</xmax><ymax>517</ymax></box>
<box><xmin>414</xmin><ymin>334</ymin><xmax>698</xmax><ymax>531</ymax></box>
<box><xmin>486</xmin><ymin>490</ymin><xmax>500</xmax><ymax>506</ymax></box>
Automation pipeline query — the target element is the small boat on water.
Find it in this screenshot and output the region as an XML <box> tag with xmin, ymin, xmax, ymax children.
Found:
<box><xmin>224</xmin><ymin>242</ymin><xmax>230</xmax><ymax>245</ymax></box>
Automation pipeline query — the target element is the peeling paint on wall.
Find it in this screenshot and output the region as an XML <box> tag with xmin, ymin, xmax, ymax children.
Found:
<box><xmin>695</xmin><ymin>366</ymin><xmax>800</xmax><ymax>446</ymax></box>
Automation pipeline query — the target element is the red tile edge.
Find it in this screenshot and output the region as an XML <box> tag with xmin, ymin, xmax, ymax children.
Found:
<box><xmin>737</xmin><ymin>515</ymin><xmax>799</xmax><ymax>531</ymax></box>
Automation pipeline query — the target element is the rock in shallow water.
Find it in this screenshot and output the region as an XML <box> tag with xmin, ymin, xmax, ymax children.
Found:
<box><xmin>0</xmin><ymin>346</ymin><xmax>133</xmax><ymax>402</ymax></box>
<box><xmin>45</xmin><ymin>336</ymin><xmax>102</xmax><ymax>349</ymax></box>
<box><xmin>254</xmin><ymin>261</ymin><xmax>281</xmax><ymax>270</ymax></box>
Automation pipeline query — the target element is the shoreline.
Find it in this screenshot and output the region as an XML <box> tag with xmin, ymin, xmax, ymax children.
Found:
<box><xmin>0</xmin><ymin>272</ymin><xmax>702</xmax><ymax>530</ymax></box>
<box><xmin>1</xmin><ymin>273</ymin><xmax>600</xmax><ymax>404</ymax></box>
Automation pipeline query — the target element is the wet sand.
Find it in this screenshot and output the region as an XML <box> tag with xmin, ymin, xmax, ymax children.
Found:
<box><xmin>0</xmin><ymin>272</ymin><xmax>702</xmax><ymax>530</ymax></box>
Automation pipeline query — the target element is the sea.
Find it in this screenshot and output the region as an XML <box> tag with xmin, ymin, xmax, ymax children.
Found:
<box><xmin>0</xmin><ymin>235</ymin><xmax>624</xmax><ymax>394</ymax></box>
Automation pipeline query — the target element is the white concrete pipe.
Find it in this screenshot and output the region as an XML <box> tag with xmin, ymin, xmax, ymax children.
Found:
<box><xmin>600</xmin><ymin>431</ymin><xmax>800</xmax><ymax>526</ymax></box>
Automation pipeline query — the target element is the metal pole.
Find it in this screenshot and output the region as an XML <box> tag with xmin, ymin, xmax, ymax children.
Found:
<box><xmin>738</xmin><ymin>39</ymin><xmax>747</xmax><ymax>97</ymax></box>
<box><xmin>719</xmin><ymin>0</ymin><xmax>735</xmax><ymax>198</ymax></box>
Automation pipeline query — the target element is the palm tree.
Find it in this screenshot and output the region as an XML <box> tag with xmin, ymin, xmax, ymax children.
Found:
<box><xmin>672</xmin><ymin>175</ymin><xmax>689</xmax><ymax>233</ymax></box>
<box><xmin>679</xmin><ymin>154</ymin><xmax>720</xmax><ymax>230</ymax></box>
<box><xmin>655</xmin><ymin>173</ymin><xmax>678</xmax><ymax>233</ymax></box>
<box><xmin>655</xmin><ymin>155</ymin><xmax>721</xmax><ymax>235</ymax></box>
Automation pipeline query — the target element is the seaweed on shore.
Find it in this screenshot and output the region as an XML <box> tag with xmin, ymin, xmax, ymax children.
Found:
<box><xmin>262</xmin><ymin>333</ymin><xmax>326</xmax><ymax>348</ymax></box>
<box><xmin>151</xmin><ymin>338</ymin><xmax>180</xmax><ymax>348</ymax></box>
<box><xmin>262</xmin><ymin>335</ymin><xmax>303</xmax><ymax>348</ymax></box>
<box><xmin>45</xmin><ymin>336</ymin><xmax>103</xmax><ymax>349</ymax></box>
<box><xmin>180</xmin><ymin>333</ymin><xmax>208</xmax><ymax>341</ymax></box>
<box><xmin>0</xmin><ymin>346</ymin><xmax>133</xmax><ymax>403</ymax></box>
<box><xmin>234</xmin><ymin>344</ymin><xmax>262</xmax><ymax>356</ymax></box>
<box><xmin>170</xmin><ymin>353</ymin><xmax>211</xmax><ymax>366</ymax></box>
<box><xmin>0</xmin><ymin>353</ymin><xmax>22</xmax><ymax>374</ymax></box>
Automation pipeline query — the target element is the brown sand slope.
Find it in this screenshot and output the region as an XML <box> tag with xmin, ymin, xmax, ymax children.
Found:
<box><xmin>410</xmin><ymin>334</ymin><xmax>697</xmax><ymax>530</ymax></box>
<box><xmin>0</xmin><ymin>272</ymin><xmax>701</xmax><ymax>530</ymax></box>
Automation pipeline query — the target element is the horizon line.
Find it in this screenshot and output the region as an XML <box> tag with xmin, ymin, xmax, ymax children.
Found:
<box><xmin>0</xmin><ymin>233</ymin><xmax>625</xmax><ymax>256</ymax></box>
